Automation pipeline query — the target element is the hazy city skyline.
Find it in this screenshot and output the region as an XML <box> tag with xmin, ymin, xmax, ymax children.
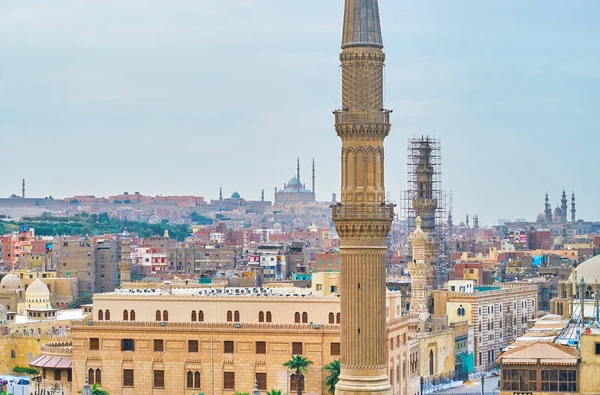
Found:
<box><xmin>1</xmin><ymin>0</ymin><xmax>598</xmax><ymax>224</ymax></box>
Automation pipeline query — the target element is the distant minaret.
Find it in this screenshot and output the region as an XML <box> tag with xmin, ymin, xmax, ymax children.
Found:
<box><xmin>297</xmin><ymin>157</ymin><xmax>301</xmax><ymax>182</ymax></box>
<box><xmin>261</xmin><ymin>189</ymin><xmax>265</xmax><ymax>202</ymax></box>
<box><xmin>571</xmin><ymin>192</ymin><xmax>576</xmax><ymax>223</ymax></box>
<box><xmin>544</xmin><ymin>193</ymin><xmax>552</xmax><ymax>223</ymax></box>
<box><xmin>474</xmin><ymin>215</ymin><xmax>479</xmax><ymax>229</ymax></box>
<box><xmin>22</xmin><ymin>179</ymin><xmax>25</xmax><ymax>199</ymax></box>
<box><xmin>219</xmin><ymin>187</ymin><xmax>223</xmax><ymax>201</ymax></box>
<box><xmin>118</xmin><ymin>227</ymin><xmax>131</xmax><ymax>283</ymax></box>
<box><xmin>312</xmin><ymin>158</ymin><xmax>316</xmax><ymax>199</ymax></box>
<box><xmin>561</xmin><ymin>190</ymin><xmax>568</xmax><ymax>223</ymax></box>
<box><xmin>466</xmin><ymin>214</ymin><xmax>470</xmax><ymax>228</ymax></box>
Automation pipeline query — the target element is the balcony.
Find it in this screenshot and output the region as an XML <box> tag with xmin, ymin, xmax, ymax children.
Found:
<box><xmin>334</xmin><ymin>109</ymin><xmax>391</xmax><ymax>125</ymax></box>
<box><xmin>331</xmin><ymin>204</ymin><xmax>395</xmax><ymax>220</ymax></box>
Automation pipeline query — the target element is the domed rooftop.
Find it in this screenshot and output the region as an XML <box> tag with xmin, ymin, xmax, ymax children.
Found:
<box><xmin>569</xmin><ymin>255</ymin><xmax>600</xmax><ymax>284</ymax></box>
<box><xmin>536</xmin><ymin>212</ymin><xmax>546</xmax><ymax>222</ymax></box>
<box><xmin>554</xmin><ymin>206</ymin><xmax>562</xmax><ymax>216</ymax></box>
<box><xmin>287</xmin><ymin>177</ymin><xmax>301</xmax><ymax>187</ymax></box>
<box><xmin>25</xmin><ymin>278</ymin><xmax>50</xmax><ymax>300</ymax></box>
<box><xmin>1</xmin><ymin>273</ymin><xmax>21</xmax><ymax>288</ymax></box>
<box><xmin>231</xmin><ymin>192</ymin><xmax>241</xmax><ymax>199</ymax></box>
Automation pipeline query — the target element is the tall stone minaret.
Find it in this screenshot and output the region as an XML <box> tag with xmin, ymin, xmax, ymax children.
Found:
<box><xmin>312</xmin><ymin>158</ymin><xmax>316</xmax><ymax>199</ymax></box>
<box><xmin>571</xmin><ymin>192</ymin><xmax>576</xmax><ymax>223</ymax></box>
<box><xmin>544</xmin><ymin>193</ymin><xmax>552</xmax><ymax>223</ymax></box>
<box><xmin>409</xmin><ymin>217</ymin><xmax>432</xmax><ymax>322</ymax></box>
<box><xmin>118</xmin><ymin>228</ymin><xmax>131</xmax><ymax>284</ymax></box>
<box><xmin>561</xmin><ymin>190</ymin><xmax>568</xmax><ymax>223</ymax></box>
<box><xmin>333</xmin><ymin>1</ymin><xmax>393</xmax><ymax>394</ymax></box>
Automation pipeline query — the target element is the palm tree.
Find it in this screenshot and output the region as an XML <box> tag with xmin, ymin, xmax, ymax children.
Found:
<box><xmin>324</xmin><ymin>360</ymin><xmax>340</xmax><ymax>394</ymax></box>
<box><xmin>283</xmin><ymin>355</ymin><xmax>313</xmax><ymax>395</ymax></box>
<box><xmin>266</xmin><ymin>390</ymin><xmax>282</xmax><ymax>395</ymax></box>
<box><xmin>91</xmin><ymin>383</ymin><xmax>109</xmax><ymax>395</ymax></box>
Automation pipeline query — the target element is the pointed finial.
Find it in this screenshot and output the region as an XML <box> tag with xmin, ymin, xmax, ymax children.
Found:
<box><xmin>342</xmin><ymin>0</ymin><xmax>384</xmax><ymax>49</ymax></box>
<box><xmin>297</xmin><ymin>157</ymin><xmax>300</xmax><ymax>181</ymax></box>
<box><xmin>415</xmin><ymin>216</ymin><xmax>422</xmax><ymax>230</ymax></box>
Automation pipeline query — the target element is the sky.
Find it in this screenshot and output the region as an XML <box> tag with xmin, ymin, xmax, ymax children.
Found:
<box><xmin>0</xmin><ymin>0</ymin><xmax>599</xmax><ymax>225</ymax></box>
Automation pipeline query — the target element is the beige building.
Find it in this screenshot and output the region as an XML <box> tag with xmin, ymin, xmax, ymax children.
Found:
<box><xmin>433</xmin><ymin>281</ymin><xmax>538</xmax><ymax>370</ymax></box>
<box><xmin>69</xmin><ymin>283</ymin><xmax>417</xmax><ymax>395</ymax></box>
<box><xmin>0</xmin><ymin>271</ymin><xmax>78</xmax><ymax>312</ymax></box>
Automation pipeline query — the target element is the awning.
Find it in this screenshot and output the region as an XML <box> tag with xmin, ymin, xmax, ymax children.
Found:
<box><xmin>501</xmin><ymin>358</ymin><xmax>537</xmax><ymax>365</ymax></box>
<box><xmin>29</xmin><ymin>355</ymin><xmax>72</xmax><ymax>369</ymax></box>
<box><xmin>539</xmin><ymin>359</ymin><xmax>578</xmax><ymax>365</ymax></box>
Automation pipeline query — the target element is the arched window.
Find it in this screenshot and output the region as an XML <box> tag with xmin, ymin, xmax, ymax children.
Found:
<box><xmin>191</xmin><ymin>311</ymin><xmax>197</xmax><ymax>322</ymax></box>
<box><xmin>199</xmin><ymin>310</ymin><xmax>204</xmax><ymax>322</ymax></box>
<box><xmin>98</xmin><ymin>310</ymin><xmax>103</xmax><ymax>321</ymax></box>
<box><xmin>123</xmin><ymin>310</ymin><xmax>129</xmax><ymax>321</ymax></box>
<box><xmin>95</xmin><ymin>369</ymin><xmax>102</xmax><ymax>385</ymax></box>
<box><xmin>302</xmin><ymin>312</ymin><xmax>308</xmax><ymax>323</ymax></box>
<box><xmin>295</xmin><ymin>312</ymin><xmax>301</xmax><ymax>323</ymax></box>
<box><xmin>194</xmin><ymin>371</ymin><xmax>201</xmax><ymax>388</ymax></box>
<box><xmin>290</xmin><ymin>374</ymin><xmax>304</xmax><ymax>392</ymax></box>
<box><xmin>163</xmin><ymin>310</ymin><xmax>168</xmax><ymax>322</ymax></box>
<box><xmin>259</xmin><ymin>311</ymin><xmax>265</xmax><ymax>323</ymax></box>
<box><xmin>227</xmin><ymin>311</ymin><xmax>233</xmax><ymax>322</ymax></box>
<box><xmin>156</xmin><ymin>310</ymin><xmax>161</xmax><ymax>321</ymax></box>
<box><xmin>234</xmin><ymin>311</ymin><xmax>240</xmax><ymax>322</ymax></box>
<box><xmin>329</xmin><ymin>313</ymin><xmax>335</xmax><ymax>324</ymax></box>
<box><xmin>130</xmin><ymin>310</ymin><xmax>135</xmax><ymax>321</ymax></box>
<box><xmin>336</xmin><ymin>312</ymin><xmax>341</xmax><ymax>324</ymax></box>
<box><xmin>105</xmin><ymin>310</ymin><xmax>110</xmax><ymax>320</ymax></box>
<box><xmin>266</xmin><ymin>311</ymin><xmax>272</xmax><ymax>322</ymax></box>
<box><xmin>429</xmin><ymin>350</ymin><xmax>435</xmax><ymax>376</ymax></box>
<box><xmin>187</xmin><ymin>371</ymin><xmax>194</xmax><ymax>389</ymax></box>
<box><xmin>88</xmin><ymin>368</ymin><xmax>95</xmax><ymax>385</ymax></box>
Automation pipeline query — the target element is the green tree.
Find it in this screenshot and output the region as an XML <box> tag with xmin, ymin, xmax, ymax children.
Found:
<box><xmin>91</xmin><ymin>383</ymin><xmax>109</xmax><ymax>395</ymax></box>
<box><xmin>68</xmin><ymin>296</ymin><xmax>93</xmax><ymax>308</ymax></box>
<box><xmin>266</xmin><ymin>390</ymin><xmax>282</xmax><ymax>395</ymax></box>
<box><xmin>324</xmin><ymin>360</ymin><xmax>340</xmax><ymax>394</ymax></box>
<box><xmin>283</xmin><ymin>355</ymin><xmax>312</xmax><ymax>395</ymax></box>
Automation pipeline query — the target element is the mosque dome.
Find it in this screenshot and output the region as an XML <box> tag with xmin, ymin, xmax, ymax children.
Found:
<box><xmin>1</xmin><ymin>273</ymin><xmax>21</xmax><ymax>288</ymax></box>
<box><xmin>308</xmin><ymin>223</ymin><xmax>318</xmax><ymax>233</ymax></box>
<box><xmin>25</xmin><ymin>278</ymin><xmax>50</xmax><ymax>301</ymax></box>
<box><xmin>536</xmin><ymin>212</ymin><xmax>546</xmax><ymax>222</ymax></box>
<box><xmin>287</xmin><ymin>177</ymin><xmax>301</xmax><ymax>187</ymax></box>
<box><xmin>554</xmin><ymin>207</ymin><xmax>562</xmax><ymax>217</ymax></box>
<box><xmin>568</xmin><ymin>255</ymin><xmax>600</xmax><ymax>285</ymax></box>
<box><xmin>231</xmin><ymin>192</ymin><xmax>241</xmax><ymax>199</ymax></box>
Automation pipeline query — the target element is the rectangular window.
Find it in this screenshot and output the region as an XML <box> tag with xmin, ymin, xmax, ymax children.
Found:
<box><xmin>224</xmin><ymin>341</ymin><xmax>234</xmax><ymax>354</ymax></box>
<box><xmin>121</xmin><ymin>339</ymin><xmax>134</xmax><ymax>352</ymax></box>
<box><xmin>224</xmin><ymin>372</ymin><xmax>235</xmax><ymax>390</ymax></box>
<box><xmin>292</xmin><ymin>342</ymin><xmax>303</xmax><ymax>355</ymax></box>
<box><xmin>89</xmin><ymin>338</ymin><xmax>99</xmax><ymax>351</ymax></box>
<box><xmin>331</xmin><ymin>342</ymin><xmax>341</xmax><ymax>356</ymax></box>
<box><xmin>54</xmin><ymin>370</ymin><xmax>61</xmax><ymax>381</ymax></box>
<box><xmin>154</xmin><ymin>339</ymin><xmax>164</xmax><ymax>352</ymax></box>
<box><xmin>256</xmin><ymin>341</ymin><xmax>266</xmax><ymax>355</ymax></box>
<box><xmin>123</xmin><ymin>369</ymin><xmax>134</xmax><ymax>387</ymax></box>
<box><xmin>595</xmin><ymin>343</ymin><xmax>600</xmax><ymax>355</ymax></box>
<box><xmin>256</xmin><ymin>373</ymin><xmax>267</xmax><ymax>391</ymax></box>
<box><xmin>153</xmin><ymin>370</ymin><xmax>165</xmax><ymax>388</ymax></box>
<box><xmin>188</xmin><ymin>340</ymin><xmax>199</xmax><ymax>353</ymax></box>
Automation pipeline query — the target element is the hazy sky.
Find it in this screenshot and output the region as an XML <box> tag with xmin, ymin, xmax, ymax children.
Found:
<box><xmin>1</xmin><ymin>0</ymin><xmax>599</xmax><ymax>225</ymax></box>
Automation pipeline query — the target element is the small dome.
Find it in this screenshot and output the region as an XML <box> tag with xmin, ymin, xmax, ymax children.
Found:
<box><xmin>536</xmin><ymin>212</ymin><xmax>546</xmax><ymax>222</ymax></box>
<box><xmin>554</xmin><ymin>206</ymin><xmax>562</xmax><ymax>216</ymax></box>
<box><xmin>287</xmin><ymin>177</ymin><xmax>301</xmax><ymax>187</ymax></box>
<box><xmin>231</xmin><ymin>192</ymin><xmax>241</xmax><ymax>199</ymax></box>
<box><xmin>569</xmin><ymin>255</ymin><xmax>600</xmax><ymax>284</ymax></box>
<box><xmin>25</xmin><ymin>278</ymin><xmax>50</xmax><ymax>300</ymax></box>
<box><xmin>1</xmin><ymin>273</ymin><xmax>22</xmax><ymax>288</ymax></box>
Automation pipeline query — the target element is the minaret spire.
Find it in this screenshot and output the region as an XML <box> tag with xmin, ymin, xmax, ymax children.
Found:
<box><xmin>333</xmin><ymin>1</ymin><xmax>392</xmax><ymax>394</ymax></box>
<box><xmin>342</xmin><ymin>0</ymin><xmax>383</xmax><ymax>49</ymax></box>
<box><xmin>571</xmin><ymin>192</ymin><xmax>576</xmax><ymax>223</ymax></box>
<box><xmin>297</xmin><ymin>157</ymin><xmax>300</xmax><ymax>182</ymax></box>
<box><xmin>312</xmin><ymin>158</ymin><xmax>316</xmax><ymax>198</ymax></box>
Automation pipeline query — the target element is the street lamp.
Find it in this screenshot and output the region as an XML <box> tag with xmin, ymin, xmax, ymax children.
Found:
<box><xmin>252</xmin><ymin>379</ymin><xmax>261</xmax><ymax>395</ymax></box>
<box><xmin>481</xmin><ymin>374</ymin><xmax>485</xmax><ymax>395</ymax></box>
<box><xmin>82</xmin><ymin>375</ymin><xmax>92</xmax><ymax>395</ymax></box>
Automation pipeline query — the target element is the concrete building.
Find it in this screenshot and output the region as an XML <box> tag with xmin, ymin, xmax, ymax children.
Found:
<box><xmin>55</xmin><ymin>238</ymin><xmax>96</xmax><ymax>298</ymax></box>
<box><xmin>331</xmin><ymin>1</ymin><xmax>396</xmax><ymax>393</ymax></box>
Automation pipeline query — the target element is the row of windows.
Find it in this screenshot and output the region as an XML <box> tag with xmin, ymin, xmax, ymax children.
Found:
<box><xmin>94</xmin><ymin>338</ymin><xmax>341</xmax><ymax>356</ymax></box>
<box><xmin>117</xmin><ymin>369</ymin><xmax>296</xmax><ymax>391</ymax></box>
<box><xmin>97</xmin><ymin>309</ymin><xmax>341</xmax><ymax>324</ymax></box>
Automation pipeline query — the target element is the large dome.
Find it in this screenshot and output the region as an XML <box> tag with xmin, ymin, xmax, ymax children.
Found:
<box><xmin>1</xmin><ymin>273</ymin><xmax>21</xmax><ymax>288</ymax></box>
<box><xmin>287</xmin><ymin>177</ymin><xmax>301</xmax><ymax>187</ymax></box>
<box><xmin>231</xmin><ymin>192</ymin><xmax>241</xmax><ymax>199</ymax></box>
<box><xmin>25</xmin><ymin>278</ymin><xmax>50</xmax><ymax>300</ymax></box>
<box><xmin>569</xmin><ymin>255</ymin><xmax>600</xmax><ymax>284</ymax></box>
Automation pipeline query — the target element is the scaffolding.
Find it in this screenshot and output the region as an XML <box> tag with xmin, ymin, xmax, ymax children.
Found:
<box><xmin>400</xmin><ymin>136</ymin><xmax>453</xmax><ymax>288</ymax></box>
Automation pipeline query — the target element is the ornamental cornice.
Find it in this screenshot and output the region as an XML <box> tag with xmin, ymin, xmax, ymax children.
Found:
<box><xmin>335</xmin><ymin>123</ymin><xmax>390</xmax><ymax>139</ymax></box>
<box><xmin>340</xmin><ymin>50</ymin><xmax>386</xmax><ymax>63</ymax></box>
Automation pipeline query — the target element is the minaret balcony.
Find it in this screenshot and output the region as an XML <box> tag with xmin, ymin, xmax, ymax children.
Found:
<box><xmin>334</xmin><ymin>109</ymin><xmax>390</xmax><ymax>125</ymax></box>
<box><xmin>331</xmin><ymin>203</ymin><xmax>395</xmax><ymax>221</ymax></box>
